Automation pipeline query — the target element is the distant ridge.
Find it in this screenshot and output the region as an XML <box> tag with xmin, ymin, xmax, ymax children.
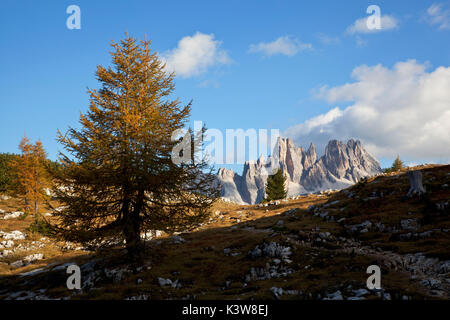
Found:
<box><xmin>217</xmin><ymin>137</ymin><xmax>381</xmax><ymax>204</ymax></box>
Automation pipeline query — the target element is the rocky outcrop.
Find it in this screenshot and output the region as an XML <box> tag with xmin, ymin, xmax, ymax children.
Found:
<box><xmin>217</xmin><ymin>137</ymin><xmax>381</xmax><ymax>204</ymax></box>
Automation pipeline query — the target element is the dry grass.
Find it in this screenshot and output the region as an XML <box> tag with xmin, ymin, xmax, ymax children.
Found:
<box><xmin>0</xmin><ymin>164</ymin><xmax>448</xmax><ymax>300</ymax></box>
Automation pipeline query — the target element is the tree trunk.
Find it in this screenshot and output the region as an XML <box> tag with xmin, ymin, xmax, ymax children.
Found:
<box><xmin>123</xmin><ymin>192</ymin><xmax>144</xmax><ymax>259</ymax></box>
<box><xmin>407</xmin><ymin>170</ymin><xmax>426</xmax><ymax>197</ymax></box>
<box><xmin>123</xmin><ymin>214</ymin><xmax>142</xmax><ymax>259</ymax></box>
<box><xmin>25</xmin><ymin>190</ymin><xmax>30</xmax><ymax>213</ymax></box>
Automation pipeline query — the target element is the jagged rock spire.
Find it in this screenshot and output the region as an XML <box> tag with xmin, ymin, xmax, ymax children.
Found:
<box><xmin>216</xmin><ymin>138</ymin><xmax>381</xmax><ymax>205</ymax></box>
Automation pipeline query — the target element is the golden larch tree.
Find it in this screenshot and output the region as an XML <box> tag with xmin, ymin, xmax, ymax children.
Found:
<box><xmin>9</xmin><ymin>136</ymin><xmax>50</xmax><ymax>215</ymax></box>
<box><xmin>51</xmin><ymin>34</ymin><xmax>219</xmax><ymax>258</ymax></box>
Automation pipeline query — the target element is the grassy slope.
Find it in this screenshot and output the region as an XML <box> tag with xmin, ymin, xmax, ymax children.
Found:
<box><xmin>0</xmin><ymin>165</ymin><xmax>448</xmax><ymax>300</ymax></box>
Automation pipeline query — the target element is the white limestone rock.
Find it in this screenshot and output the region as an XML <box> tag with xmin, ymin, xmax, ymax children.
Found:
<box><xmin>23</xmin><ymin>253</ymin><xmax>44</xmax><ymax>263</ymax></box>
<box><xmin>0</xmin><ymin>230</ymin><xmax>26</xmax><ymax>240</ymax></box>
<box><xmin>0</xmin><ymin>240</ymin><xmax>14</xmax><ymax>249</ymax></box>
<box><xmin>3</xmin><ymin>211</ymin><xmax>24</xmax><ymax>220</ymax></box>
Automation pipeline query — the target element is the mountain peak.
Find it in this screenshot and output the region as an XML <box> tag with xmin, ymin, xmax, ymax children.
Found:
<box><xmin>308</xmin><ymin>142</ymin><xmax>316</xmax><ymax>154</ymax></box>
<box><xmin>257</xmin><ymin>154</ymin><xmax>265</xmax><ymax>164</ymax></box>
<box><xmin>217</xmin><ymin>138</ymin><xmax>381</xmax><ymax>204</ymax></box>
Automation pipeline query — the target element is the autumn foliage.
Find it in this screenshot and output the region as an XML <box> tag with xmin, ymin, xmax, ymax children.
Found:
<box><xmin>9</xmin><ymin>136</ymin><xmax>50</xmax><ymax>215</ymax></box>
<box><xmin>51</xmin><ymin>35</ymin><xmax>219</xmax><ymax>257</ymax></box>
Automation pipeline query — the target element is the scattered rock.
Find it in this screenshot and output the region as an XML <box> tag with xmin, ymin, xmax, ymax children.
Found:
<box><xmin>374</xmin><ymin>222</ymin><xmax>386</xmax><ymax>232</ymax></box>
<box><xmin>436</xmin><ymin>201</ymin><xmax>449</xmax><ymax>211</ymax></box>
<box><xmin>23</xmin><ymin>253</ymin><xmax>44</xmax><ymax>264</ymax></box>
<box><xmin>125</xmin><ymin>294</ymin><xmax>148</xmax><ymax>300</ymax></box>
<box><xmin>3</xmin><ymin>211</ymin><xmax>25</xmax><ymax>220</ymax></box>
<box><xmin>319</xmin><ymin>232</ymin><xmax>331</xmax><ymax>239</ymax></box>
<box><xmin>347</xmin><ymin>296</ymin><xmax>365</xmax><ymax>300</ymax></box>
<box><xmin>52</xmin><ymin>262</ymin><xmax>77</xmax><ymax>271</ymax></box>
<box><xmin>19</xmin><ymin>268</ymin><xmax>46</xmax><ymax>277</ymax></box>
<box><xmin>400</xmin><ymin>219</ymin><xmax>420</xmax><ymax>232</ymax></box>
<box><xmin>323</xmin><ymin>200</ymin><xmax>340</xmax><ymax>208</ymax></box>
<box><xmin>10</xmin><ymin>260</ymin><xmax>24</xmax><ymax>268</ymax></box>
<box><xmin>352</xmin><ymin>288</ymin><xmax>369</xmax><ymax>297</ymax></box>
<box><xmin>324</xmin><ymin>290</ymin><xmax>343</xmax><ymax>300</ymax></box>
<box><xmin>0</xmin><ymin>240</ymin><xmax>14</xmax><ymax>249</ymax></box>
<box><xmin>104</xmin><ymin>266</ymin><xmax>132</xmax><ymax>283</ymax></box>
<box><xmin>248</xmin><ymin>242</ymin><xmax>292</xmax><ymax>263</ymax></box>
<box><xmin>0</xmin><ymin>230</ymin><xmax>26</xmax><ymax>240</ymax></box>
<box><xmin>420</xmin><ymin>278</ymin><xmax>442</xmax><ymax>290</ymax></box>
<box><xmin>158</xmin><ymin>277</ymin><xmax>181</xmax><ymax>288</ymax></box>
<box><xmin>270</xmin><ymin>286</ymin><xmax>283</xmax><ymax>299</ymax></box>
<box><xmin>171</xmin><ymin>235</ymin><xmax>186</xmax><ymax>244</ymax></box>
<box><xmin>346</xmin><ymin>221</ymin><xmax>372</xmax><ymax>235</ymax></box>
<box><xmin>0</xmin><ymin>249</ymin><xmax>13</xmax><ymax>258</ymax></box>
<box><xmin>141</xmin><ymin>230</ymin><xmax>164</xmax><ymax>240</ymax></box>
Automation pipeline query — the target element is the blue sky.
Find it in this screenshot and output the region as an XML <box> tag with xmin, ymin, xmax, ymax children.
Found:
<box><xmin>1</xmin><ymin>0</ymin><xmax>449</xmax><ymax>172</ymax></box>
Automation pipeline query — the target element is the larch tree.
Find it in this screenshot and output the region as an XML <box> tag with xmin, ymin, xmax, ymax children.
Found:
<box><xmin>51</xmin><ymin>35</ymin><xmax>219</xmax><ymax>258</ymax></box>
<box><xmin>265</xmin><ymin>168</ymin><xmax>287</xmax><ymax>201</ymax></box>
<box><xmin>9</xmin><ymin>136</ymin><xmax>50</xmax><ymax>215</ymax></box>
<box><xmin>391</xmin><ymin>155</ymin><xmax>404</xmax><ymax>172</ymax></box>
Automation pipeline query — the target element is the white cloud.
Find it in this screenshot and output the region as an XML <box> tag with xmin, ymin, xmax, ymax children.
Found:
<box><xmin>355</xmin><ymin>35</ymin><xmax>368</xmax><ymax>47</ymax></box>
<box><xmin>316</xmin><ymin>33</ymin><xmax>340</xmax><ymax>45</ymax></box>
<box><xmin>285</xmin><ymin>60</ymin><xmax>450</xmax><ymax>163</ymax></box>
<box><xmin>346</xmin><ymin>15</ymin><xmax>398</xmax><ymax>34</ymax></box>
<box><xmin>162</xmin><ymin>32</ymin><xmax>231</xmax><ymax>78</ymax></box>
<box><xmin>198</xmin><ymin>79</ymin><xmax>220</xmax><ymax>88</ymax></box>
<box><xmin>426</xmin><ymin>3</ymin><xmax>450</xmax><ymax>30</ymax></box>
<box><xmin>248</xmin><ymin>36</ymin><xmax>312</xmax><ymax>57</ymax></box>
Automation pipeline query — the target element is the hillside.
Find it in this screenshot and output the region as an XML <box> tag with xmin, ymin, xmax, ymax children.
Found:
<box><xmin>0</xmin><ymin>164</ymin><xmax>449</xmax><ymax>300</ymax></box>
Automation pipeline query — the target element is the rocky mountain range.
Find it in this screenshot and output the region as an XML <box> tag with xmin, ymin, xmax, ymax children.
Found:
<box><xmin>217</xmin><ymin>137</ymin><xmax>381</xmax><ymax>204</ymax></box>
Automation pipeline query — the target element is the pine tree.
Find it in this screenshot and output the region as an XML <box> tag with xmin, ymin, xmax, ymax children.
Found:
<box><xmin>265</xmin><ymin>168</ymin><xmax>287</xmax><ymax>201</ymax></box>
<box><xmin>51</xmin><ymin>34</ymin><xmax>219</xmax><ymax>258</ymax></box>
<box><xmin>391</xmin><ymin>155</ymin><xmax>404</xmax><ymax>172</ymax></box>
<box><xmin>0</xmin><ymin>153</ymin><xmax>19</xmax><ymax>193</ymax></box>
<box><xmin>9</xmin><ymin>137</ymin><xmax>50</xmax><ymax>215</ymax></box>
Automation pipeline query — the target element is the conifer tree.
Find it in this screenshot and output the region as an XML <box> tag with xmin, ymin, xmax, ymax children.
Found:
<box><xmin>265</xmin><ymin>168</ymin><xmax>287</xmax><ymax>201</ymax></box>
<box><xmin>391</xmin><ymin>155</ymin><xmax>404</xmax><ymax>172</ymax></box>
<box><xmin>9</xmin><ymin>137</ymin><xmax>50</xmax><ymax>215</ymax></box>
<box><xmin>51</xmin><ymin>34</ymin><xmax>218</xmax><ymax>258</ymax></box>
<box><xmin>0</xmin><ymin>153</ymin><xmax>19</xmax><ymax>193</ymax></box>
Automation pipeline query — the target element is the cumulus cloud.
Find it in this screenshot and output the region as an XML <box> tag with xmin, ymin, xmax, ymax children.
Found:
<box><xmin>426</xmin><ymin>3</ymin><xmax>450</xmax><ymax>30</ymax></box>
<box><xmin>162</xmin><ymin>32</ymin><xmax>231</xmax><ymax>78</ymax></box>
<box><xmin>284</xmin><ymin>60</ymin><xmax>450</xmax><ymax>163</ymax></box>
<box><xmin>248</xmin><ymin>36</ymin><xmax>312</xmax><ymax>57</ymax></box>
<box><xmin>346</xmin><ymin>14</ymin><xmax>398</xmax><ymax>34</ymax></box>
